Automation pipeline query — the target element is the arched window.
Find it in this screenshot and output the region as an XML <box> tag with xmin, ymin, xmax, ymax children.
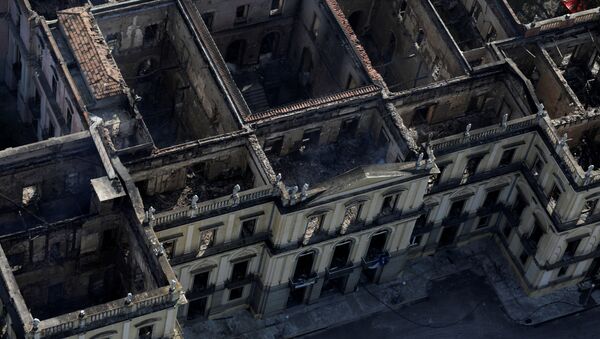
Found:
<box><xmin>225</xmin><ymin>39</ymin><xmax>247</xmax><ymax>65</ymax></box>
<box><xmin>366</xmin><ymin>230</ymin><xmax>389</xmax><ymax>261</ymax></box>
<box><xmin>50</xmin><ymin>66</ymin><xmax>59</xmax><ymax>96</ymax></box>
<box><xmin>260</xmin><ymin>32</ymin><xmax>280</xmax><ymax>57</ymax></box>
<box><xmin>383</xmin><ymin>32</ymin><xmax>396</xmax><ymax>62</ymax></box>
<box><xmin>416</xmin><ymin>29</ymin><xmax>425</xmax><ymax>47</ymax></box>
<box><xmin>293</xmin><ymin>250</ymin><xmax>316</xmax><ymax>280</ymax></box>
<box><xmin>348</xmin><ymin>11</ymin><xmax>363</xmax><ymax>33</ymax></box>
<box><xmin>330</xmin><ymin>240</ymin><xmax>352</xmax><ymax>269</ymax></box>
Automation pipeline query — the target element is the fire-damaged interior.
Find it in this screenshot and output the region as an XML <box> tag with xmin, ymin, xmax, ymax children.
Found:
<box><xmin>336</xmin><ymin>0</ymin><xmax>438</xmax><ymax>91</ymax></box>
<box><xmin>137</xmin><ymin>144</ymin><xmax>264</xmax><ymax>212</ymax></box>
<box><xmin>397</xmin><ymin>69</ymin><xmax>533</xmax><ymax>144</ymax></box>
<box><xmin>94</xmin><ymin>5</ymin><xmax>240</xmax><ymax>148</ymax></box>
<box><xmin>506</xmin><ymin>0</ymin><xmax>600</xmax><ymax>23</ymax></box>
<box><xmin>1</xmin><ymin>216</ymin><xmax>152</xmax><ymax>320</ymax></box>
<box><xmin>0</xmin><ymin>136</ymin><xmax>157</xmax><ymax>320</ymax></box>
<box><xmin>196</xmin><ymin>0</ymin><xmax>371</xmax><ymax>113</ymax></box>
<box><xmin>4</xmin><ymin>0</ymin><xmax>600</xmax><ymax>337</ymax></box>
<box><xmin>263</xmin><ymin>110</ymin><xmax>398</xmax><ymax>187</ymax></box>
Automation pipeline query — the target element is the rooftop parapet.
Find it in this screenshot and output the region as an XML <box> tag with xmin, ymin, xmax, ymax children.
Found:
<box><xmin>524</xmin><ymin>6</ymin><xmax>600</xmax><ymax>37</ymax></box>
<box><xmin>429</xmin><ymin>111</ymin><xmax>600</xmax><ymax>188</ymax></box>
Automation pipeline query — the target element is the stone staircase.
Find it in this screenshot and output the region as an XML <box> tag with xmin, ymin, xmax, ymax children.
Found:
<box><xmin>241</xmin><ymin>83</ymin><xmax>270</xmax><ymax>113</ymax></box>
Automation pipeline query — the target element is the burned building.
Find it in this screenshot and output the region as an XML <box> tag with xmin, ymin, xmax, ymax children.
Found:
<box><xmin>2</xmin><ymin>0</ymin><xmax>600</xmax><ymax>338</ymax></box>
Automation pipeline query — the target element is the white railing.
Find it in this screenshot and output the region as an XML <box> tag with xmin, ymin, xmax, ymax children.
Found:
<box><xmin>150</xmin><ymin>185</ymin><xmax>274</xmax><ymax>227</ymax></box>
<box><xmin>430</xmin><ymin>115</ymin><xmax>536</xmax><ymax>153</ymax></box>
<box><xmin>40</xmin><ymin>290</ymin><xmax>174</xmax><ymax>338</ymax></box>
<box><xmin>525</xmin><ymin>9</ymin><xmax>600</xmax><ymax>37</ymax></box>
<box><xmin>430</xmin><ymin>114</ymin><xmax>600</xmax><ymax>187</ymax></box>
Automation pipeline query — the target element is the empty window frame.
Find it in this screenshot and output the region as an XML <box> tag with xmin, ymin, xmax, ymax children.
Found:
<box><xmin>192</xmin><ymin>271</ymin><xmax>210</xmax><ymax>291</ymax></box>
<box><xmin>563</xmin><ymin>238</ymin><xmax>581</xmax><ymax>260</ymax></box>
<box><xmin>527</xmin><ymin>221</ymin><xmax>544</xmax><ymax>250</ymax></box>
<box><xmin>532</xmin><ymin>155</ymin><xmax>545</xmax><ymax>177</ymax></box>
<box><xmin>579</xmin><ymin>198</ymin><xmax>598</xmax><ymax>223</ymax></box>
<box><xmin>240</xmin><ymin>218</ymin><xmax>257</xmax><ymax>238</ymax></box>
<box><xmin>461</xmin><ymin>156</ymin><xmax>483</xmax><ymax>184</ymax></box>
<box><xmin>235</xmin><ymin>5</ymin><xmax>250</xmax><ymax>23</ymax></box>
<box><xmin>470</xmin><ymin>1</ymin><xmax>482</xmax><ymax>21</ymax></box>
<box><xmin>345</xmin><ymin>74</ymin><xmax>355</xmax><ymax>90</ymax></box>
<box><xmin>416</xmin><ymin>29</ymin><xmax>425</xmax><ymax>47</ymax></box>
<box><xmin>380</xmin><ymin>193</ymin><xmax>400</xmax><ymax>216</ymax></box>
<box><xmin>301</xmin><ymin>128</ymin><xmax>321</xmax><ymax>149</ymax></box>
<box><xmin>230</xmin><ymin>260</ymin><xmax>249</xmax><ymax>282</ymax></box>
<box><xmin>476</xmin><ymin>216</ymin><xmax>490</xmax><ymax>229</ymax></box>
<box><xmin>138</xmin><ymin>325</ymin><xmax>153</xmax><ymax>339</ymax></box>
<box><xmin>330</xmin><ymin>240</ymin><xmax>352</xmax><ymax>269</ymax></box>
<box><xmin>202</xmin><ymin>12</ymin><xmax>215</xmax><ymax>31</ymax></box>
<box><xmin>366</xmin><ymin>230</ymin><xmax>388</xmax><ymax>260</ymax></box>
<box><xmin>502</xmin><ymin>222</ymin><xmax>512</xmax><ymax>238</ymax></box>
<box><xmin>339</xmin><ymin>117</ymin><xmax>360</xmax><ymax>137</ymax></box>
<box><xmin>557</xmin><ymin>265</ymin><xmax>569</xmax><ymax>277</ymax></box>
<box><xmin>50</xmin><ymin>66</ymin><xmax>59</xmax><ymax>96</ymax></box>
<box><xmin>499</xmin><ymin>148</ymin><xmax>516</xmax><ymax>167</ymax></box>
<box><xmin>519</xmin><ymin>250</ymin><xmax>528</xmax><ymax>266</ymax></box>
<box><xmin>447</xmin><ymin>199</ymin><xmax>466</xmax><ymax>219</ymax></box>
<box><xmin>398</xmin><ymin>0</ymin><xmax>408</xmax><ymax>19</ymax></box>
<box><xmin>229</xmin><ymin>286</ymin><xmax>244</xmax><ymax>300</ymax></box>
<box><xmin>263</xmin><ymin>136</ymin><xmax>283</xmax><ymax>155</ymax></box>
<box><xmin>512</xmin><ymin>190</ymin><xmax>528</xmax><ymax>220</ymax></box>
<box><xmin>427</xmin><ymin>164</ymin><xmax>445</xmax><ymax>191</ymax></box>
<box><xmin>412</xmin><ymin>104</ymin><xmax>434</xmax><ymax>126</ymax></box>
<box><xmin>161</xmin><ymin>239</ymin><xmax>176</xmax><ymax>259</ymax></box>
<box><xmin>143</xmin><ymin>24</ymin><xmax>158</xmax><ymax>45</ymax></box>
<box><xmin>270</xmin><ymin>0</ymin><xmax>284</xmax><ymax>16</ymax></box>
<box><xmin>547</xmin><ymin>184</ymin><xmax>562</xmax><ymax>214</ymax></box>
<box><xmin>293</xmin><ymin>251</ymin><xmax>315</xmax><ymax>280</ymax></box>
<box><xmin>415</xmin><ymin>212</ymin><xmax>428</xmax><ymax>229</ymax></box>
<box><xmin>482</xmin><ymin>189</ymin><xmax>501</xmax><ymax>208</ymax></box>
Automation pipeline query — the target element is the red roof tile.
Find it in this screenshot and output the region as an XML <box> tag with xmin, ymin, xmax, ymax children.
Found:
<box><xmin>57</xmin><ymin>6</ymin><xmax>125</xmax><ymax>101</ymax></box>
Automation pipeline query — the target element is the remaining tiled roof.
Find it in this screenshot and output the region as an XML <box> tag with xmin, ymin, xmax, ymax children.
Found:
<box><xmin>57</xmin><ymin>6</ymin><xmax>125</xmax><ymax>101</ymax></box>
<box><xmin>244</xmin><ymin>85</ymin><xmax>380</xmax><ymax>122</ymax></box>
<box><xmin>324</xmin><ymin>0</ymin><xmax>384</xmax><ymax>85</ymax></box>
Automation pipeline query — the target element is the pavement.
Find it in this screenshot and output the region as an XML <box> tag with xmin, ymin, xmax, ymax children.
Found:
<box><xmin>182</xmin><ymin>236</ymin><xmax>600</xmax><ymax>338</ymax></box>
<box><xmin>183</xmin><ymin>271</ymin><xmax>429</xmax><ymax>339</ymax></box>
<box><xmin>308</xmin><ymin>271</ymin><xmax>600</xmax><ymax>339</ymax></box>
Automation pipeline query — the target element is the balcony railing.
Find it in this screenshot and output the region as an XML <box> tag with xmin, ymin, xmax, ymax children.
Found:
<box><xmin>524</xmin><ymin>8</ymin><xmax>600</xmax><ymax>37</ymax></box>
<box><xmin>150</xmin><ymin>185</ymin><xmax>274</xmax><ymax>229</ymax></box>
<box><xmin>169</xmin><ymin>232</ymin><xmax>269</xmax><ymax>266</ymax></box>
<box><xmin>186</xmin><ymin>284</ymin><xmax>215</xmax><ymax>300</ymax></box>
<box><xmin>326</xmin><ymin>264</ymin><xmax>355</xmax><ymax>279</ymax></box>
<box><xmin>225</xmin><ymin>274</ymin><xmax>257</xmax><ymax>289</ymax></box>
<box><xmin>38</xmin><ymin>287</ymin><xmax>177</xmax><ymax>338</ymax></box>
<box><xmin>362</xmin><ymin>251</ymin><xmax>390</xmax><ymax>269</ymax></box>
<box><xmin>430</xmin><ymin>115</ymin><xmax>536</xmax><ymax>155</ymax></box>
<box><xmin>289</xmin><ymin>273</ymin><xmax>318</xmax><ymax>289</ymax></box>
<box><xmin>429</xmin><ymin>113</ymin><xmax>600</xmax><ymax>189</ymax></box>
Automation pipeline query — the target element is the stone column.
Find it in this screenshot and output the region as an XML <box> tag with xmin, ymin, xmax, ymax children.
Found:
<box><xmin>121</xmin><ymin>320</ymin><xmax>131</xmax><ymax>339</ymax></box>
<box><xmin>306</xmin><ymin>277</ymin><xmax>325</xmax><ymax>304</ymax></box>
<box><xmin>164</xmin><ymin>307</ymin><xmax>177</xmax><ymax>337</ymax></box>
<box><xmin>344</xmin><ymin>267</ymin><xmax>362</xmax><ymax>294</ymax></box>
